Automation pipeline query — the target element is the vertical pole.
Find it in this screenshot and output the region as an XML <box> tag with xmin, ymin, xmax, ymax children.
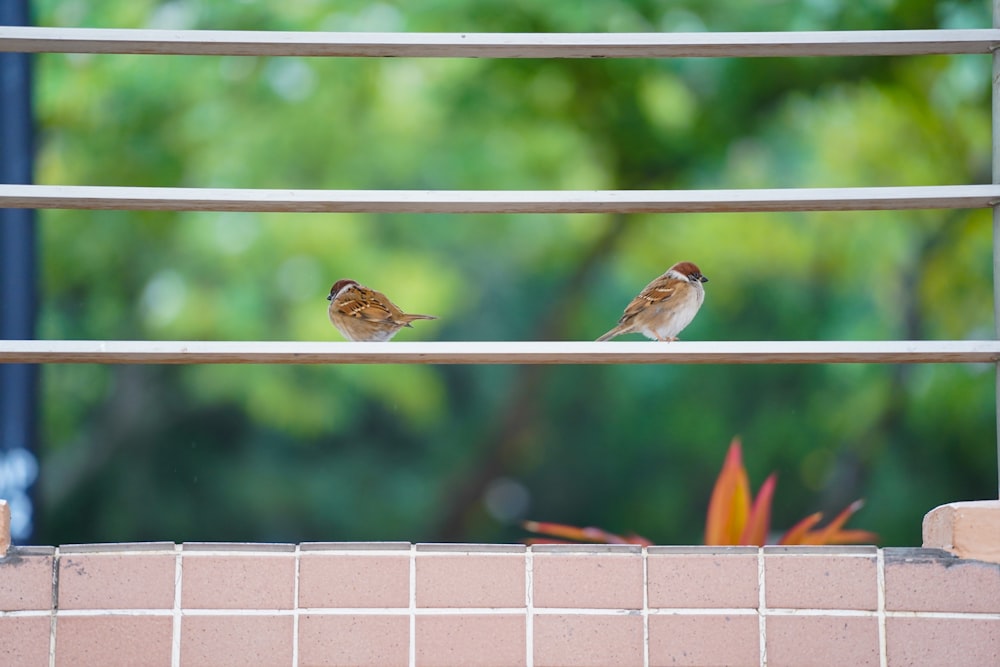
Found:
<box><xmin>994</xmin><ymin>0</ymin><xmax>1000</xmax><ymax>498</ymax></box>
<box><xmin>0</xmin><ymin>0</ymin><xmax>39</xmax><ymax>543</ymax></box>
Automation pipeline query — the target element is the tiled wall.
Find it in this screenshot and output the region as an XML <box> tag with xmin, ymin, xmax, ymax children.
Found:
<box><xmin>1</xmin><ymin>542</ymin><xmax>999</xmax><ymax>666</ymax></box>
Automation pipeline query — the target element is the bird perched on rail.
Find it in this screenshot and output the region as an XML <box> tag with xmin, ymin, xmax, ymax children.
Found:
<box><xmin>596</xmin><ymin>261</ymin><xmax>708</xmax><ymax>342</ymax></box>
<box><xmin>327</xmin><ymin>279</ymin><xmax>437</xmax><ymax>342</ymax></box>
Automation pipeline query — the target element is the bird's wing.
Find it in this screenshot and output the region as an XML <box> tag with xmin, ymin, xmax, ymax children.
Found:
<box><xmin>334</xmin><ymin>286</ymin><xmax>399</xmax><ymax>323</ymax></box>
<box><xmin>618</xmin><ymin>276</ymin><xmax>688</xmax><ymax>322</ymax></box>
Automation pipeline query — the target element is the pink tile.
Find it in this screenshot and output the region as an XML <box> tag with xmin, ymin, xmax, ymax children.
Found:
<box><xmin>765</xmin><ymin>615</ymin><xmax>879</xmax><ymax>667</ymax></box>
<box><xmin>55</xmin><ymin>615</ymin><xmax>173</xmax><ymax>667</ymax></box>
<box><xmin>648</xmin><ymin>613</ymin><xmax>759</xmax><ymax>667</ymax></box>
<box><xmin>886</xmin><ymin>617</ymin><xmax>1000</xmax><ymax>666</ymax></box>
<box><xmin>299</xmin><ymin>554</ymin><xmax>409</xmax><ymax>609</ymax></box>
<box><xmin>59</xmin><ymin>553</ymin><xmax>175</xmax><ymax>610</ymax></box>
<box><xmin>181</xmin><ymin>614</ymin><xmax>293</xmax><ymax>667</ymax></box>
<box><xmin>0</xmin><ymin>551</ymin><xmax>54</xmax><ymax>611</ymax></box>
<box><xmin>0</xmin><ymin>616</ymin><xmax>51</xmax><ymax>665</ymax></box>
<box><xmin>647</xmin><ymin>552</ymin><xmax>758</xmax><ymax>608</ymax></box>
<box><xmin>417</xmin><ymin>553</ymin><xmax>524</xmax><ymax>608</ymax></box>
<box><xmin>885</xmin><ymin>554</ymin><xmax>1000</xmax><ymax>613</ymax></box>
<box><xmin>299</xmin><ymin>614</ymin><xmax>409</xmax><ymax>667</ymax></box>
<box><xmin>922</xmin><ymin>501</ymin><xmax>1000</xmax><ymax>562</ymax></box>
<box><xmin>416</xmin><ymin>614</ymin><xmax>526</xmax><ymax>667</ymax></box>
<box><xmin>533</xmin><ymin>554</ymin><xmax>642</xmax><ymax>609</ymax></box>
<box><xmin>182</xmin><ymin>554</ymin><xmax>295</xmax><ymax>609</ymax></box>
<box><xmin>765</xmin><ymin>554</ymin><xmax>876</xmax><ymax>610</ymax></box>
<box><xmin>534</xmin><ymin>614</ymin><xmax>643</xmax><ymax>667</ymax></box>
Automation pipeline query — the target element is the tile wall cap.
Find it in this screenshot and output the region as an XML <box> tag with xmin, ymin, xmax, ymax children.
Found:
<box><xmin>181</xmin><ymin>542</ymin><xmax>296</xmax><ymax>553</ymax></box>
<box><xmin>923</xmin><ymin>500</ymin><xmax>1000</xmax><ymax>564</ymax></box>
<box><xmin>59</xmin><ymin>542</ymin><xmax>176</xmax><ymax>554</ymax></box>
<box><xmin>530</xmin><ymin>543</ymin><xmax>643</xmax><ymax>554</ymax></box>
<box><xmin>300</xmin><ymin>541</ymin><xmax>411</xmax><ymax>552</ymax></box>
<box><xmin>762</xmin><ymin>545</ymin><xmax>877</xmax><ymax>556</ymax></box>
<box><xmin>416</xmin><ymin>543</ymin><xmax>527</xmax><ymax>553</ymax></box>
<box><xmin>3</xmin><ymin>545</ymin><xmax>56</xmax><ymax>557</ymax></box>
<box><xmin>883</xmin><ymin>547</ymin><xmax>958</xmax><ymax>563</ymax></box>
<box><xmin>647</xmin><ymin>545</ymin><xmax>758</xmax><ymax>555</ymax></box>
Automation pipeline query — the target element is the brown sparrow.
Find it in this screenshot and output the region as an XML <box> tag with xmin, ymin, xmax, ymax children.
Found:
<box><xmin>327</xmin><ymin>279</ymin><xmax>437</xmax><ymax>342</ymax></box>
<box><xmin>596</xmin><ymin>261</ymin><xmax>708</xmax><ymax>342</ymax></box>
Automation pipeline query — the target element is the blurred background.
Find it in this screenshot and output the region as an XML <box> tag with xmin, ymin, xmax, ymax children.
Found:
<box><xmin>13</xmin><ymin>0</ymin><xmax>997</xmax><ymax>546</ymax></box>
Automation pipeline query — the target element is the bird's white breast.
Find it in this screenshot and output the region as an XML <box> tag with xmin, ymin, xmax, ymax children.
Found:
<box><xmin>645</xmin><ymin>282</ymin><xmax>704</xmax><ymax>340</ymax></box>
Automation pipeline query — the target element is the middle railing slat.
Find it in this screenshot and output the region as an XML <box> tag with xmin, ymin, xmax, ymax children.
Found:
<box><xmin>1</xmin><ymin>340</ymin><xmax>997</xmax><ymax>365</ymax></box>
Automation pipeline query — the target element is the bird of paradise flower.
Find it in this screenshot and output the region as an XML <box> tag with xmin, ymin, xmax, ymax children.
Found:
<box><xmin>524</xmin><ymin>437</ymin><xmax>878</xmax><ymax>546</ymax></box>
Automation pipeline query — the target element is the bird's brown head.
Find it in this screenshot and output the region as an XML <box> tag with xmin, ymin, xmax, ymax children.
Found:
<box><xmin>328</xmin><ymin>279</ymin><xmax>359</xmax><ymax>301</ymax></box>
<box><xmin>671</xmin><ymin>261</ymin><xmax>708</xmax><ymax>284</ymax></box>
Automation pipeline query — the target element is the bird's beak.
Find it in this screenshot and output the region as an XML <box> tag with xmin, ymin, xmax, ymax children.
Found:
<box><xmin>699</xmin><ymin>275</ymin><xmax>709</xmax><ymax>283</ymax></box>
<box><xmin>326</xmin><ymin>294</ymin><xmax>333</xmax><ymax>301</ymax></box>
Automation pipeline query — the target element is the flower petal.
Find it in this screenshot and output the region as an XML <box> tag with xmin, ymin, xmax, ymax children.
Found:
<box><xmin>778</xmin><ymin>511</ymin><xmax>824</xmax><ymax>545</ymax></box>
<box><xmin>522</xmin><ymin>520</ymin><xmax>645</xmax><ymax>544</ymax></box>
<box><xmin>705</xmin><ymin>437</ymin><xmax>751</xmax><ymax>545</ymax></box>
<box><xmin>739</xmin><ymin>472</ymin><xmax>776</xmax><ymax>546</ymax></box>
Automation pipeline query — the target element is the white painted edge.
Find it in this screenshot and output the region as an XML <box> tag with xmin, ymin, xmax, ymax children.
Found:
<box><xmin>0</xmin><ymin>340</ymin><xmax>997</xmax><ymax>365</ymax></box>
<box><xmin>1</xmin><ymin>184</ymin><xmax>997</xmax><ymax>213</ymax></box>
<box><xmin>0</xmin><ymin>27</ymin><xmax>996</xmax><ymax>57</ymax></box>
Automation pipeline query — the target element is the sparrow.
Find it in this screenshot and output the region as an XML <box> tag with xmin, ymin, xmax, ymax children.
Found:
<box><xmin>327</xmin><ymin>279</ymin><xmax>437</xmax><ymax>342</ymax></box>
<box><xmin>596</xmin><ymin>261</ymin><xmax>708</xmax><ymax>342</ymax></box>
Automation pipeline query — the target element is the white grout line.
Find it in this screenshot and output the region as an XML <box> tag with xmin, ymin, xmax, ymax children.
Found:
<box><xmin>877</xmin><ymin>548</ymin><xmax>887</xmax><ymax>667</ymax></box>
<box><xmin>883</xmin><ymin>610</ymin><xmax>1000</xmax><ymax>620</ymax></box>
<box><xmin>642</xmin><ymin>547</ymin><xmax>649</xmax><ymax>667</ymax></box>
<box><xmin>748</xmin><ymin>551</ymin><xmax>879</xmax><ymax>558</ymax></box>
<box><xmin>645</xmin><ymin>608</ymin><xmax>761</xmax><ymax>616</ymax></box>
<box><xmin>178</xmin><ymin>551</ymin><xmax>296</xmax><ymax>557</ymax></box>
<box><xmin>0</xmin><ymin>610</ymin><xmax>54</xmax><ymax>618</ymax></box>
<box><xmin>530</xmin><ymin>608</ymin><xmax>645</xmax><ymax>616</ymax></box>
<box><xmin>758</xmin><ymin>547</ymin><xmax>767</xmax><ymax>667</ymax></box>
<box><xmin>760</xmin><ymin>608</ymin><xmax>881</xmax><ymax>617</ymax></box>
<box><xmin>409</xmin><ymin>544</ymin><xmax>416</xmax><ymax>667</ymax></box>
<box><xmin>53</xmin><ymin>609</ymin><xmax>178</xmax><ymax>617</ymax></box>
<box><xmin>292</xmin><ymin>544</ymin><xmax>300</xmax><ymax>667</ymax></box>
<box><xmin>55</xmin><ymin>549</ymin><xmax>180</xmax><ymax>556</ymax></box>
<box><xmin>49</xmin><ymin>547</ymin><xmax>58</xmax><ymax>667</ymax></box>
<box><xmin>179</xmin><ymin>608</ymin><xmax>298</xmax><ymax>616</ymax></box>
<box><xmin>525</xmin><ymin>548</ymin><xmax>533</xmax><ymax>667</ymax></box>
<box><xmin>9</xmin><ymin>606</ymin><xmax>993</xmax><ymax>619</ymax></box>
<box><xmin>292</xmin><ymin>608</ymin><xmax>413</xmax><ymax>616</ymax></box>
<box><xmin>171</xmin><ymin>545</ymin><xmax>182</xmax><ymax>667</ymax></box>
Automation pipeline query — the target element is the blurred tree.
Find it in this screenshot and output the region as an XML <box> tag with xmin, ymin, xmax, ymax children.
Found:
<box><xmin>28</xmin><ymin>0</ymin><xmax>994</xmax><ymax>546</ymax></box>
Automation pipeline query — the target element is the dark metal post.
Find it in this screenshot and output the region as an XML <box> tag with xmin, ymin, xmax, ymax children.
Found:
<box><xmin>0</xmin><ymin>0</ymin><xmax>39</xmax><ymax>543</ymax></box>
<box><xmin>994</xmin><ymin>0</ymin><xmax>1000</xmax><ymax>496</ymax></box>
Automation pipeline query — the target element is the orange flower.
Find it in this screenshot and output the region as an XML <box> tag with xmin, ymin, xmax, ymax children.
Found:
<box><xmin>525</xmin><ymin>437</ymin><xmax>877</xmax><ymax>547</ymax></box>
<box><xmin>705</xmin><ymin>438</ymin><xmax>877</xmax><ymax>546</ymax></box>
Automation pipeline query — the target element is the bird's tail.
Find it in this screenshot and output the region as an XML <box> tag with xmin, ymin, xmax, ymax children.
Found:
<box><xmin>400</xmin><ymin>313</ymin><xmax>438</xmax><ymax>327</ymax></box>
<box><xmin>596</xmin><ymin>325</ymin><xmax>626</xmax><ymax>342</ymax></box>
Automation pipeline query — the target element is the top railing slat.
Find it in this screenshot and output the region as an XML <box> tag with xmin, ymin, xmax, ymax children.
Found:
<box><xmin>0</xmin><ymin>27</ymin><xmax>997</xmax><ymax>58</ymax></box>
<box><xmin>1</xmin><ymin>184</ymin><xmax>998</xmax><ymax>214</ymax></box>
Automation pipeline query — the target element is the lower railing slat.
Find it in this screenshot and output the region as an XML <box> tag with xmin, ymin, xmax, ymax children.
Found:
<box><xmin>0</xmin><ymin>340</ymin><xmax>997</xmax><ymax>365</ymax></box>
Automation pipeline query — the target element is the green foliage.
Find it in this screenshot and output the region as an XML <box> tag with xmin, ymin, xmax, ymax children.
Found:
<box><xmin>30</xmin><ymin>0</ymin><xmax>995</xmax><ymax>546</ymax></box>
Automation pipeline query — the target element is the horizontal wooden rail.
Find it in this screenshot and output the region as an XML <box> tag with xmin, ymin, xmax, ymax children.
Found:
<box><xmin>2</xmin><ymin>184</ymin><xmax>998</xmax><ymax>214</ymax></box>
<box><xmin>0</xmin><ymin>27</ymin><xmax>997</xmax><ymax>58</ymax></box>
<box><xmin>0</xmin><ymin>340</ymin><xmax>997</xmax><ymax>365</ymax></box>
